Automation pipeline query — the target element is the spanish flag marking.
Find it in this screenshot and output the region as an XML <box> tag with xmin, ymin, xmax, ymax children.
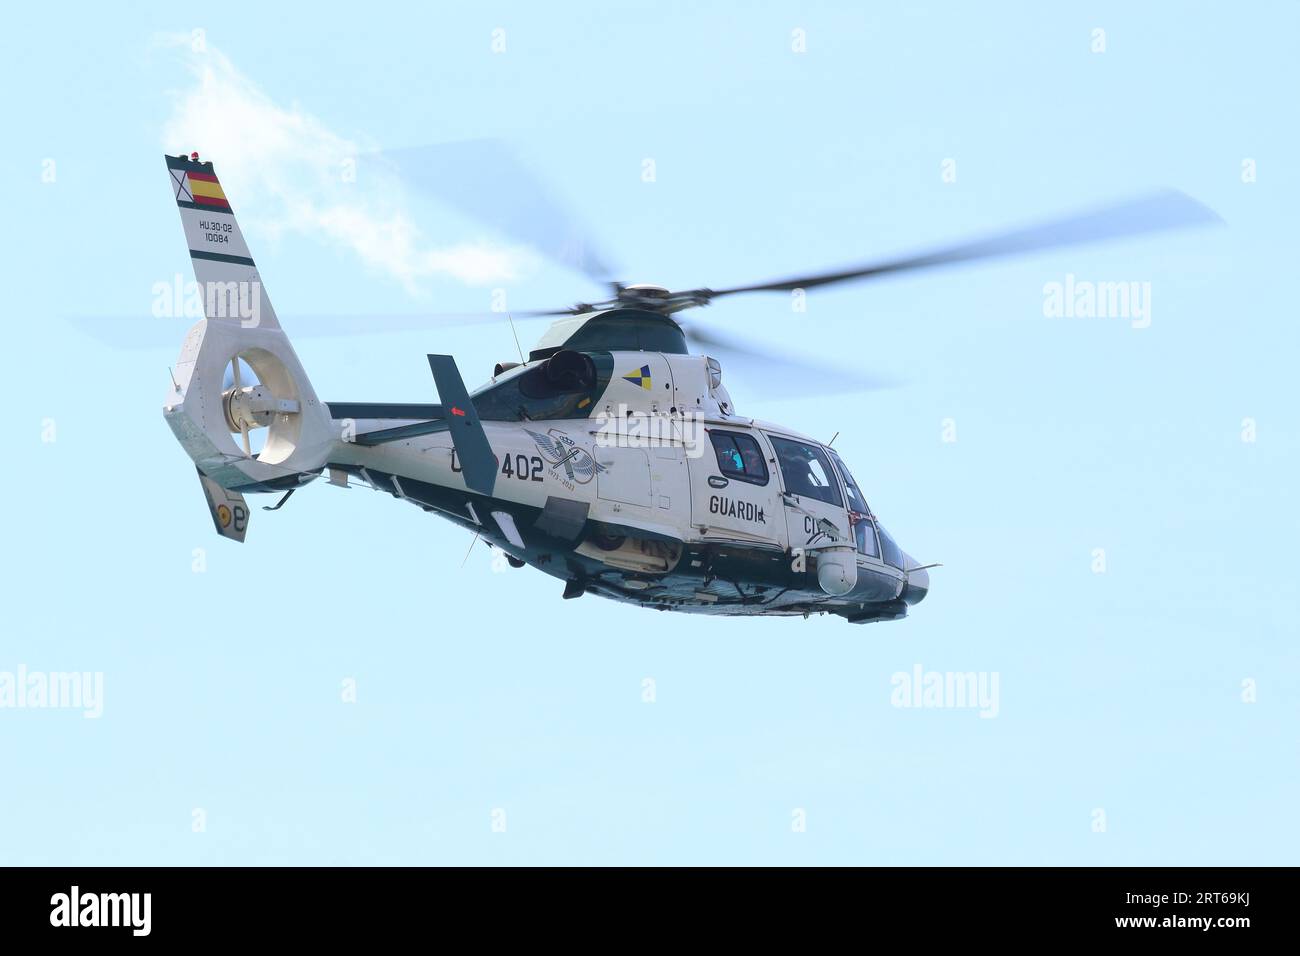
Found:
<box><xmin>187</xmin><ymin>172</ymin><xmax>230</xmax><ymax>209</ymax></box>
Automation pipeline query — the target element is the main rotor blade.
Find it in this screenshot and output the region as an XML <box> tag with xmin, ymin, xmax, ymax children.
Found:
<box><xmin>375</xmin><ymin>140</ymin><xmax>619</xmax><ymax>286</ymax></box>
<box><xmin>682</xmin><ymin>324</ymin><xmax>897</xmax><ymax>397</ymax></box>
<box><xmin>64</xmin><ymin>310</ymin><xmax>563</xmax><ymax>350</ymax></box>
<box><xmin>698</xmin><ymin>189</ymin><xmax>1221</xmax><ymax>301</ymax></box>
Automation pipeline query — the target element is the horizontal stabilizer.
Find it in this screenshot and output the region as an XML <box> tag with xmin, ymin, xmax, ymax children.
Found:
<box><xmin>353</xmin><ymin>419</ymin><xmax>450</xmax><ymax>446</ymax></box>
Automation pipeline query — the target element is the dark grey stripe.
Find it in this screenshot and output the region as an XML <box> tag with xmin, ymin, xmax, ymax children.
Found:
<box><xmin>166</xmin><ymin>155</ymin><xmax>217</xmax><ymax>173</ymax></box>
<box><xmin>327</xmin><ymin>402</ymin><xmax>445</xmax><ymax>420</ymax></box>
<box><xmin>177</xmin><ymin>199</ymin><xmax>233</xmax><ymax>213</ymax></box>
<box><xmin>190</xmin><ymin>250</ymin><xmax>256</xmax><ymax>267</ymax></box>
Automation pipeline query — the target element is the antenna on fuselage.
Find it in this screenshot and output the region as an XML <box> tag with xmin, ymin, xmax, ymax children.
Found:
<box><xmin>506</xmin><ymin>313</ymin><xmax>524</xmax><ymax>363</ymax></box>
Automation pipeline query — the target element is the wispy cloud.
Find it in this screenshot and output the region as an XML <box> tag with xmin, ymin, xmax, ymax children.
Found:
<box><xmin>158</xmin><ymin>37</ymin><xmax>531</xmax><ymax>290</ymax></box>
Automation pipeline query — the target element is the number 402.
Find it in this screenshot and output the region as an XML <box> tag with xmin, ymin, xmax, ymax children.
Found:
<box><xmin>503</xmin><ymin>454</ymin><xmax>544</xmax><ymax>482</ymax></box>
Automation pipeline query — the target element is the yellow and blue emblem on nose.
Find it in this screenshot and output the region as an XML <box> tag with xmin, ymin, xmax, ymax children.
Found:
<box><xmin>622</xmin><ymin>365</ymin><xmax>653</xmax><ymax>390</ymax></box>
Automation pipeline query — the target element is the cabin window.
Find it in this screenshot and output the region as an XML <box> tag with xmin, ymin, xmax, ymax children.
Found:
<box><xmin>767</xmin><ymin>435</ymin><xmax>843</xmax><ymax>508</ymax></box>
<box><xmin>708</xmin><ymin>430</ymin><xmax>768</xmax><ymax>485</ymax></box>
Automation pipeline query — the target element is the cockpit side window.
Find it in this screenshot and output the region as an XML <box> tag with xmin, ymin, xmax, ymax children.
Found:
<box><xmin>832</xmin><ymin>457</ymin><xmax>867</xmax><ymax>514</ymax></box>
<box><xmin>709</xmin><ymin>430</ymin><xmax>769</xmax><ymax>485</ymax></box>
<box><xmin>877</xmin><ymin>526</ymin><xmax>905</xmax><ymax>570</ymax></box>
<box><xmin>767</xmin><ymin>436</ymin><xmax>843</xmax><ymax>508</ymax></box>
<box><xmin>829</xmin><ymin>450</ymin><xmax>880</xmax><ymax>558</ymax></box>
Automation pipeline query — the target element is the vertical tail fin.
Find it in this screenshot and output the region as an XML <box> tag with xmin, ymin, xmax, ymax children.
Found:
<box><xmin>165</xmin><ymin>152</ymin><xmax>280</xmax><ymax>331</ymax></box>
<box><xmin>163</xmin><ymin>153</ymin><xmax>334</xmax><ymax>494</ymax></box>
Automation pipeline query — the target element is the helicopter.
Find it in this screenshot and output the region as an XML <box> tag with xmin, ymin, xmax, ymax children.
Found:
<box><xmin>162</xmin><ymin>150</ymin><xmax>1217</xmax><ymax>624</ymax></box>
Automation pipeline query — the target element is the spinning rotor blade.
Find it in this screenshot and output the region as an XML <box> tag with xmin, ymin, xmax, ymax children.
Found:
<box><xmin>375</xmin><ymin>140</ymin><xmax>619</xmax><ymax>286</ymax></box>
<box><xmin>682</xmin><ymin>323</ymin><xmax>897</xmax><ymax>397</ymax></box>
<box><xmin>230</xmin><ymin>358</ymin><xmax>251</xmax><ymax>456</ymax></box>
<box><xmin>68</xmin><ymin>311</ymin><xmax>555</xmax><ymax>349</ymax></box>
<box><xmin>73</xmin><ymin>141</ymin><xmax>609</xmax><ymax>349</ymax></box>
<box><xmin>221</xmin><ymin>358</ymin><xmax>258</xmax><ymax>457</ymax></box>
<box><xmin>692</xmin><ymin>189</ymin><xmax>1221</xmax><ymax>302</ymax></box>
<box><xmin>93</xmin><ymin>154</ymin><xmax>1218</xmax><ymax>355</ymax></box>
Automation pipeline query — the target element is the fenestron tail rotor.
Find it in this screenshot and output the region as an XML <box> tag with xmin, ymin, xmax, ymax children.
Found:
<box><xmin>221</xmin><ymin>356</ymin><xmax>264</xmax><ymax>457</ymax></box>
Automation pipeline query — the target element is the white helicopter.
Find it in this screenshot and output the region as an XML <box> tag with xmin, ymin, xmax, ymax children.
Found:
<box><xmin>162</xmin><ymin>151</ymin><xmax>1216</xmax><ymax>624</ymax></box>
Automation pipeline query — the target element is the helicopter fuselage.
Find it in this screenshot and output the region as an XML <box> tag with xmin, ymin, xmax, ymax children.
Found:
<box><xmin>320</xmin><ymin>343</ymin><xmax>928</xmax><ymax>624</ymax></box>
<box><xmin>161</xmin><ymin>151</ymin><xmax>1215</xmax><ymax>627</ymax></box>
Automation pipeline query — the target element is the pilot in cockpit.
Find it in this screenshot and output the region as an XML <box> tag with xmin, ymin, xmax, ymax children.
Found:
<box><xmin>781</xmin><ymin>456</ymin><xmax>820</xmax><ymax>498</ymax></box>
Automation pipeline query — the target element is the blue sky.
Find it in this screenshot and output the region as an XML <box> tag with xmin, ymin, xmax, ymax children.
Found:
<box><xmin>1</xmin><ymin>2</ymin><xmax>1296</xmax><ymax>864</ymax></box>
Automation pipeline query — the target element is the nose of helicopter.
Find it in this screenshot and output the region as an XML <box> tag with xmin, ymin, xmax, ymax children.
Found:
<box><xmin>901</xmin><ymin>554</ymin><xmax>929</xmax><ymax>606</ymax></box>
